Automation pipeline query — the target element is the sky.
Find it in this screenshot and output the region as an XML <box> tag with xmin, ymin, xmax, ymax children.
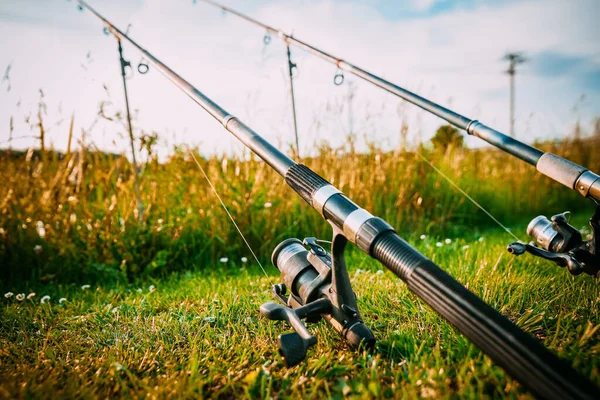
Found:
<box><xmin>0</xmin><ymin>0</ymin><xmax>599</xmax><ymax>159</ymax></box>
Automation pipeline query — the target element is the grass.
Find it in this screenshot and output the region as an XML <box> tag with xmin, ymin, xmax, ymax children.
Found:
<box><xmin>1</xmin><ymin>228</ymin><xmax>599</xmax><ymax>399</ymax></box>
<box><xmin>1</xmin><ymin>136</ymin><xmax>598</xmax><ymax>284</ymax></box>
<box><xmin>1</xmin><ymin>121</ymin><xmax>599</xmax><ymax>397</ymax></box>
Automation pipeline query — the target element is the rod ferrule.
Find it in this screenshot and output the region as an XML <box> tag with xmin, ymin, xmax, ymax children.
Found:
<box><xmin>222</xmin><ymin>114</ymin><xmax>237</xmax><ymax>129</ymax></box>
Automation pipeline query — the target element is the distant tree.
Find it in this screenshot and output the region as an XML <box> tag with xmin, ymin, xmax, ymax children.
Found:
<box><xmin>431</xmin><ymin>125</ymin><xmax>464</xmax><ymax>151</ymax></box>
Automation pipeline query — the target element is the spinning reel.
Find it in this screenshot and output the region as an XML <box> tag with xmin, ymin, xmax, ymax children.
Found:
<box><xmin>260</xmin><ymin>230</ymin><xmax>375</xmax><ymax>367</ymax></box>
<box><xmin>508</xmin><ymin>205</ymin><xmax>600</xmax><ymax>277</ymax></box>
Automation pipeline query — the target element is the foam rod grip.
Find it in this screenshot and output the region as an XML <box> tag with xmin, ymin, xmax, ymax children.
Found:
<box><xmin>536</xmin><ymin>153</ymin><xmax>588</xmax><ymax>189</ymax></box>
<box><xmin>372</xmin><ymin>231</ymin><xmax>600</xmax><ymax>400</ymax></box>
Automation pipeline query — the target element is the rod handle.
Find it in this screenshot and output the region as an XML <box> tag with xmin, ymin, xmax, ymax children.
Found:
<box><xmin>371</xmin><ymin>231</ymin><xmax>600</xmax><ymax>400</ymax></box>
<box><xmin>536</xmin><ymin>153</ymin><xmax>588</xmax><ymax>190</ymax></box>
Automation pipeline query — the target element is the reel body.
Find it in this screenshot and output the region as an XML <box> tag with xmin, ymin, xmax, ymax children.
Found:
<box><xmin>260</xmin><ymin>232</ymin><xmax>375</xmax><ymax>367</ymax></box>
<box><xmin>508</xmin><ymin>205</ymin><xmax>599</xmax><ymax>276</ymax></box>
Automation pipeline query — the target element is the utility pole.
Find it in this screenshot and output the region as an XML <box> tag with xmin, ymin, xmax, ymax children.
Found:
<box><xmin>504</xmin><ymin>52</ymin><xmax>526</xmax><ymax>137</ymax></box>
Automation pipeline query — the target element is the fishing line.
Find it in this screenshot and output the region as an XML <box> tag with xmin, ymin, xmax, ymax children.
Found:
<box><xmin>415</xmin><ymin>152</ymin><xmax>521</xmax><ymax>242</ymax></box>
<box><xmin>188</xmin><ymin>148</ymin><xmax>274</xmax><ymax>285</ymax></box>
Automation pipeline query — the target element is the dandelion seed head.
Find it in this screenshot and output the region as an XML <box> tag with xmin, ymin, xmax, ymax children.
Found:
<box><xmin>420</xmin><ymin>234</ymin><xmax>427</xmax><ymax>240</ymax></box>
<box><xmin>445</xmin><ymin>238</ymin><xmax>452</xmax><ymax>244</ymax></box>
<box><xmin>462</xmin><ymin>245</ymin><xmax>470</xmax><ymax>250</ymax></box>
<box><xmin>81</xmin><ymin>284</ymin><xmax>90</xmax><ymax>290</ymax></box>
<box><xmin>136</xmin><ymin>288</ymin><xmax>142</xmax><ymax>293</ymax></box>
<box><xmin>264</xmin><ymin>202</ymin><xmax>272</xmax><ymax>208</ymax></box>
<box><xmin>59</xmin><ymin>298</ymin><xmax>67</xmax><ymax>304</ymax></box>
<box><xmin>219</xmin><ymin>257</ymin><xmax>228</xmax><ymax>263</ymax></box>
<box><xmin>241</xmin><ymin>257</ymin><xmax>248</xmax><ymax>263</ymax></box>
<box><xmin>478</xmin><ymin>237</ymin><xmax>484</xmax><ymax>242</ymax></box>
<box><xmin>40</xmin><ymin>295</ymin><xmax>50</xmax><ymax>304</ymax></box>
<box><xmin>69</xmin><ymin>214</ymin><xmax>77</xmax><ymax>224</ymax></box>
<box><xmin>436</xmin><ymin>242</ymin><xmax>443</xmax><ymax>247</ymax></box>
<box><xmin>148</xmin><ymin>285</ymin><xmax>156</xmax><ymax>293</ymax></box>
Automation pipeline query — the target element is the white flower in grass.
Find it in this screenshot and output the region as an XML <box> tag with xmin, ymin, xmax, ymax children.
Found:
<box><xmin>59</xmin><ymin>298</ymin><xmax>67</xmax><ymax>304</ymax></box>
<box><xmin>462</xmin><ymin>245</ymin><xmax>470</xmax><ymax>250</ymax></box>
<box><xmin>137</xmin><ymin>288</ymin><xmax>142</xmax><ymax>293</ymax></box>
<box><xmin>148</xmin><ymin>285</ymin><xmax>156</xmax><ymax>293</ymax></box>
<box><xmin>204</xmin><ymin>316</ymin><xmax>216</xmax><ymax>323</ymax></box>
<box><xmin>34</xmin><ymin>245</ymin><xmax>43</xmax><ymax>254</ymax></box>
<box><xmin>376</xmin><ymin>270</ymin><xmax>384</xmax><ymax>275</ymax></box>
<box><xmin>241</xmin><ymin>257</ymin><xmax>248</xmax><ymax>263</ymax></box>
<box><xmin>41</xmin><ymin>295</ymin><xmax>50</xmax><ymax>304</ymax></box>
<box><xmin>219</xmin><ymin>257</ymin><xmax>228</xmax><ymax>263</ymax></box>
<box><xmin>445</xmin><ymin>238</ymin><xmax>452</xmax><ymax>244</ymax></box>
<box><xmin>264</xmin><ymin>202</ymin><xmax>272</xmax><ymax>208</ymax></box>
<box><xmin>112</xmin><ymin>307</ymin><xmax>118</xmax><ymax>314</ymax></box>
<box><xmin>4</xmin><ymin>292</ymin><xmax>13</xmax><ymax>298</ymax></box>
<box><xmin>81</xmin><ymin>284</ymin><xmax>91</xmax><ymax>290</ymax></box>
<box><xmin>478</xmin><ymin>237</ymin><xmax>484</xmax><ymax>242</ymax></box>
<box><xmin>16</xmin><ymin>293</ymin><xmax>25</xmax><ymax>301</ymax></box>
<box><xmin>27</xmin><ymin>293</ymin><xmax>36</xmax><ymax>300</ymax></box>
<box><xmin>420</xmin><ymin>234</ymin><xmax>427</xmax><ymax>240</ymax></box>
<box><xmin>69</xmin><ymin>214</ymin><xmax>77</xmax><ymax>224</ymax></box>
<box><xmin>157</xmin><ymin>219</ymin><xmax>164</xmax><ymax>225</ymax></box>
<box><xmin>436</xmin><ymin>242</ymin><xmax>443</xmax><ymax>247</ymax></box>
<box><xmin>36</xmin><ymin>221</ymin><xmax>46</xmax><ymax>238</ymax></box>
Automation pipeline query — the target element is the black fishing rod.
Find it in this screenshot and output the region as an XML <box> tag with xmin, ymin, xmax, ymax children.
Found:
<box><xmin>195</xmin><ymin>0</ymin><xmax>600</xmax><ymax>277</ymax></box>
<box><xmin>76</xmin><ymin>1</ymin><xmax>600</xmax><ymax>398</ymax></box>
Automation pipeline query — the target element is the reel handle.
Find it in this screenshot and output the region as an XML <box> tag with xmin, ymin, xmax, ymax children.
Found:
<box><xmin>260</xmin><ymin>299</ymin><xmax>331</xmax><ymax>366</ymax></box>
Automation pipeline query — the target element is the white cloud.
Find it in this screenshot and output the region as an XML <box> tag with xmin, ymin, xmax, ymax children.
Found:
<box><xmin>410</xmin><ymin>0</ymin><xmax>438</xmax><ymax>12</ymax></box>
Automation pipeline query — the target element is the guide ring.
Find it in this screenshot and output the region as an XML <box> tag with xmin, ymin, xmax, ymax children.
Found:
<box><xmin>138</xmin><ymin>62</ymin><xmax>149</xmax><ymax>74</ymax></box>
<box><xmin>263</xmin><ymin>33</ymin><xmax>272</xmax><ymax>45</ymax></box>
<box><xmin>103</xmin><ymin>26</ymin><xmax>110</xmax><ymax>36</ymax></box>
<box><xmin>334</xmin><ymin>72</ymin><xmax>345</xmax><ymax>86</ymax></box>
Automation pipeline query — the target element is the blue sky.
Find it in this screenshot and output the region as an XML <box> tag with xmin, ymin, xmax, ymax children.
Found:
<box><xmin>0</xmin><ymin>0</ymin><xmax>599</xmax><ymax>157</ymax></box>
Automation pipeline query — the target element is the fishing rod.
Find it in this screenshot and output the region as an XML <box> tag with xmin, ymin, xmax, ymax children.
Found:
<box><xmin>75</xmin><ymin>2</ymin><xmax>600</xmax><ymax>398</ymax></box>
<box><xmin>195</xmin><ymin>0</ymin><xmax>600</xmax><ymax>277</ymax></box>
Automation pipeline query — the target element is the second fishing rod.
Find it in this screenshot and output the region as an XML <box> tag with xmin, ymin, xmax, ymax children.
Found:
<box><xmin>76</xmin><ymin>1</ymin><xmax>600</xmax><ymax>398</ymax></box>
<box><xmin>196</xmin><ymin>0</ymin><xmax>600</xmax><ymax>277</ymax></box>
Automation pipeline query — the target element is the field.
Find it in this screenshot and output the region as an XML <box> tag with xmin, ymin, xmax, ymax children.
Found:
<box><xmin>1</xmin><ymin>134</ymin><xmax>599</xmax><ymax>398</ymax></box>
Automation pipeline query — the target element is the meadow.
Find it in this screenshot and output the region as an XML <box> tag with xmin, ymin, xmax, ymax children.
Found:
<box><xmin>1</xmin><ymin>129</ymin><xmax>599</xmax><ymax>398</ymax></box>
